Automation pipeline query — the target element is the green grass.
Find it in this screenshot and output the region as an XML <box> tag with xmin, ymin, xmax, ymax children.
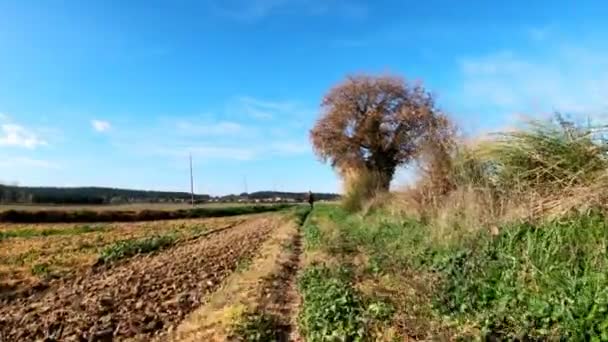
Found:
<box><xmin>434</xmin><ymin>214</ymin><xmax>608</xmax><ymax>340</ymax></box>
<box><xmin>231</xmin><ymin>312</ymin><xmax>281</xmax><ymax>342</ymax></box>
<box><xmin>298</xmin><ymin>265</ymin><xmax>368</xmax><ymax>341</ymax></box>
<box><xmin>297</xmin><ymin>205</ymin><xmax>395</xmax><ymax>341</ymax></box>
<box><xmin>0</xmin><ymin>224</ymin><xmax>107</xmax><ymax>241</ymax></box>
<box><xmin>30</xmin><ymin>262</ymin><xmax>51</xmax><ymax>276</ymax></box>
<box><xmin>304</xmin><ymin>203</ymin><xmax>608</xmax><ymax>339</ymax></box>
<box><xmin>98</xmin><ymin>234</ymin><xmax>177</xmax><ymax>263</ymax></box>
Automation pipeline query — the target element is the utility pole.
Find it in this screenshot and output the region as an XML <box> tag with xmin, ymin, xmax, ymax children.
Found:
<box><xmin>243</xmin><ymin>175</ymin><xmax>248</xmax><ymax>195</ymax></box>
<box><xmin>189</xmin><ymin>153</ymin><xmax>194</xmax><ymax>206</ymax></box>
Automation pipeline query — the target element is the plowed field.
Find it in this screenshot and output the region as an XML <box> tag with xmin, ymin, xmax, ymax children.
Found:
<box><xmin>0</xmin><ymin>215</ymin><xmax>280</xmax><ymax>341</ymax></box>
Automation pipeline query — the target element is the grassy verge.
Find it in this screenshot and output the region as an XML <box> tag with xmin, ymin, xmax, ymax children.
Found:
<box><xmin>0</xmin><ymin>204</ymin><xmax>293</xmax><ymax>223</ymax></box>
<box><xmin>0</xmin><ymin>224</ymin><xmax>106</xmax><ymax>241</ymax></box>
<box><xmin>297</xmin><ymin>204</ymin><xmax>395</xmax><ymax>341</ymax></box>
<box><xmin>304</xmin><ymin>203</ymin><xmax>608</xmax><ymax>340</ymax></box>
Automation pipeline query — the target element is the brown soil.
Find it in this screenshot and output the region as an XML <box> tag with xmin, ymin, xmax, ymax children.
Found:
<box><xmin>0</xmin><ymin>216</ymin><xmax>246</xmax><ymax>290</ymax></box>
<box><xmin>0</xmin><ymin>216</ymin><xmax>278</xmax><ymax>341</ymax></box>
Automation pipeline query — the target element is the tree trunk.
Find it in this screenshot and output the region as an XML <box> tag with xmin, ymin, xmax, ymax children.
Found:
<box><xmin>369</xmin><ymin>153</ymin><xmax>396</xmax><ymax>192</ymax></box>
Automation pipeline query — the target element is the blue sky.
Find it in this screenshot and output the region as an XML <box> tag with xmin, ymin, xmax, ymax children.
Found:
<box><xmin>1</xmin><ymin>0</ymin><xmax>608</xmax><ymax>195</ymax></box>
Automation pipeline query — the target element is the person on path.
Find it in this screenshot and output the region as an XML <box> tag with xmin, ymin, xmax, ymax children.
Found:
<box><xmin>307</xmin><ymin>190</ymin><xmax>315</xmax><ymax>209</ymax></box>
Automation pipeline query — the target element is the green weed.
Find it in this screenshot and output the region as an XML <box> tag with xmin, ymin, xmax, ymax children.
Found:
<box><xmin>434</xmin><ymin>213</ymin><xmax>608</xmax><ymax>339</ymax></box>
<box><xmin>98</xmin><ymin>234</ymin><xmax>177</xmax><ymax>263</ymax></box>
<box><xmin>231</xmin><ymin>312</ymin><xmax>280</xmax><ymax>341</ymax></box>
<box><xmin>235</xmin><ymin>257</ymin><xmax>253</xmax><ymax>273</ymax></box>
<box><xmin>298</xmin><ymin>265</ymin><xmax>368</xmax><ymax>341</ymax></box>
<box><xmin>30</xmin><ymin>262</ymin><xmax>51</xmax><ymax>277</ymax></box>
<box><xmin>0</xmin><ymin>224</ymin><xmax>106</xmax><ymax>241</ymax></box>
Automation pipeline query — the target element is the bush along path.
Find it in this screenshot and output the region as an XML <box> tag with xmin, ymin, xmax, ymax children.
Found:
<box><xmin>165</xmin><ymin>206</ymin><xmax>311</xmax><ymax>342</ymax></box>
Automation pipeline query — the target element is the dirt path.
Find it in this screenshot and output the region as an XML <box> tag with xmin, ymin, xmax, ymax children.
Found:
<box><xmin>0</xmin><ymin>216</ymin><xmax>278</xmax><ymax>341</ymax></box>
<box><xmin>256</xmin><ymin>222</ymin><xmax>303</xmax><ymax>341</ymax></box>
<box><xmin>167</xmin><ymin>211</ymin><xmax>309</xmax><ymax>342</ymax></box>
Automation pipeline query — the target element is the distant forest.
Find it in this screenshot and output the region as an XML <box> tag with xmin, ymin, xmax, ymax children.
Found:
<box><xmin>0</xmin><ymin>185</ymin><xmax>339</xmax><ymax>205</ymax></box>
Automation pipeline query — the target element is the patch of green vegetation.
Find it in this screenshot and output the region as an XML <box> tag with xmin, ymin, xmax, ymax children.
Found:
<box><xmin>297</xmin><ymin>263</ymin><xmax>393</xmax><ymax>341</ymax></box>
<box><xmin>30</xmin><ymin>262</ymin><xmax>57</xmax><ymax>279</ymax></box>
<box><xmin>235</xmin><ymin>257</ymin><xmax>253</xmax><ymax>273</ymax></box>
<box><xmin>98</xmin><ymin>234</ymin><xmax>177</xmax><ymax>263</ymax></box>
<box><xmin>292</xmin><ymin>205</ymin><xmax>312</xmax><ymax>226</ymax></box>
<box><xmin>302</xmin><ymin>220</ymin><xmax>322</xmax><ymax>251</ymax></box>
<box><xmin>0</xmin><ymin>224</ymin><xmax>106</xmax><ymax>241</ymax></box>
<box><xmin>188</xmin><ymin>224</ymin><xmax>208</xmax><ymax>237</ymax></box>
<box><xmin>434</xmin><ymin>214</ymin><xmax>608</xmax><ymax>340</ymax></box>
<box><xmin>315</xmin><ymin>203</ymin><xmax>608</xmax><ymax>339</ymax></box>
<box><xmin>298</xmin><ymin>264</ymin><xmax>368</xmax><ymax>341</ymax></box>
<box><xmin>231</xmin><ymin>312</ymin><xmax>280</xmax><ymax>341</ymax></box>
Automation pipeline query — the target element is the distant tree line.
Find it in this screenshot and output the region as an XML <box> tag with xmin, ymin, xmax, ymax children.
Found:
<box><xmin>244</xmin><ymin>191</ymin><xmax>339</xmax><ymax>201</ymax></box>
<box><xmin>0</xmin><ymin>185</ymin><xmax>210</xmax><ymax>205</ymax></box>
<box><xmin>0</xmin><ymin>185</ymin><xmax>340</xmax><ymax>205</ymax></box>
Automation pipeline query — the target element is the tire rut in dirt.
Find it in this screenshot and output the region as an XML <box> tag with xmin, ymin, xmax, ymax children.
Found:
<box><xmin>0</xmin><ymin>217</ymin><xmax>277</xmax><ymax>341</ymax></box>
<box><xmin>256</xmin><ymin>223</ymin><xmax>304</xmax><ymax>341</ymax></box>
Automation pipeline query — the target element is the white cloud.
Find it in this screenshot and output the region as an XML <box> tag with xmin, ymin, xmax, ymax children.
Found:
<box><xmin>92</xmin><ymin>120</ymin><xmax>111</xmax><ymax>132</ymax></box>
<box><xmin>0</xmin><ymin>123</ymin><xmax>47</xmax><ymax>149</ymax></box>
<box><xmin>0</xmin><ymin>157</ymin><xmax>59</xmax><ymax>169</ymax></box>
<box><xmin>458</xmin><ymin>46</ymin><xmax>608</xmax><ymax>116</ymax></box>
<box><xmin>176</xmin><ymin>121</ymin><xmax>244</xmax><ymax>136</ymax></box>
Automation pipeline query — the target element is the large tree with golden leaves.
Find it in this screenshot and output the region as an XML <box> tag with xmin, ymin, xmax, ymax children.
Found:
<box><xmin>310</xmin><ymin>74</ymin><xmax>449</xmax><ymax>191</ymax></box>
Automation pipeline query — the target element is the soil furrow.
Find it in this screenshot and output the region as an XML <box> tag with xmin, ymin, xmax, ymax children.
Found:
<box><xmin>0</xmin><ymin>216</ymin><xmax>278</xmax><ymax>341</ymax></box>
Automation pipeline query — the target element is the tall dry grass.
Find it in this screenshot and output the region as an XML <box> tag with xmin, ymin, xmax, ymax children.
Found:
<box><xmin>340</xmin><ymin>168</ymin><xmax>387</xmax><ymax>212</ymax></box>
<box><xmin>394</xmin><ymin>115</ymin><xmax>608</xmax><ymax>237</ymax></box>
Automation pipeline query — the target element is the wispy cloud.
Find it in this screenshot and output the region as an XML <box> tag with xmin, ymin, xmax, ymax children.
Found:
<box><xmin>0</xmin><ymin>123</ymin><xmax>48</xmax><ymax>149</ymax></box>
<box><xmin>105</xmin><ymin>95</ymin><xmax>314</xmax><ymax>163</ymax></box>
<box><xmin>269</xmin><ymin>141</ymin><xmax>309</xmax><ymax>154</ymax></box>
<box><xmin>331</xmin><ymin>38</ymin><xmax>368</xmax><ymax>48</ymax></box>
<box><xmin>176</xmin><ymin>121</ymin><xmax>245</xmax><ymax>136</ymax></box>
<box><xmin>92</xmin><ymin>119</ymin><xmax>111</xmax><ymax>132</ymax></box>
<box><xmin>210</xmin><ymin>0</ymin><xmax>287</xmax><ymax>21</ymax></box>
<box><xmin>209</xmin><ymin>0</ymin><xmax>367</xmax><ymax>22</ymax></box>
<box><xmin>527</xmin><ymin>26</ymin><xmax>551</xmax><ymax>41</ymax></box>
<box><xmin>458</xmin><ymin>46</ymin><xmax>608</xmax><ymax>116</ymax></box>
<box><xmin>154</xmin><ymin>141</ymin><xmax>308</xmax><ymax>162</ymax></box>
<box><xmin>156</xmin><ymin>145</ymin><xmax>257</xmax><ymax>161</ymax></box>
<box><xmin>232</xmin><ymin>96</ymin><xmax>312</xmax><ymax>120</ymax></box>
<box><xmin>0</xmin><ymin>157</ymin><xmax>59</xmax><ymax>169</ymax></box>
